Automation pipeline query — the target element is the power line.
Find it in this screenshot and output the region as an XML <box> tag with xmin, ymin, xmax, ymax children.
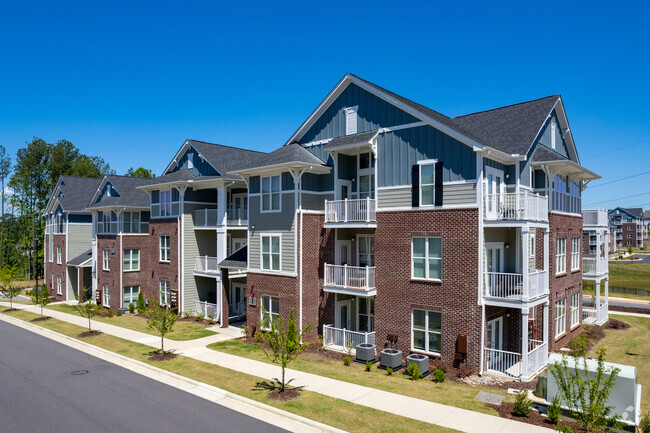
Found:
<box><xmin>586</xmin><ymin>169</ymin><xmax>650</xmax><ymax>189</ymax></box>
<box><xmin>582</xmin><ymin>137</ymin><xmax>650</xmax><ymax>161</ymax></box>
<box><xmin>585</xmin><ymin>191</ymin><xmax>650</xmax><ymax>207</ymax></box>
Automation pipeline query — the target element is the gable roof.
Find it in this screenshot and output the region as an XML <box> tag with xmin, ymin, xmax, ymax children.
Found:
<box><xmin>47</xmin><ymin>176</ymin><xmax>103</xmax><ymax>213</ymax></box>
<box><xmin>609</xmin><ymin>207</ymin><xmax>644</xmax><ymax>219</ymax></box>
<box><xmin>530</xmin><ymin>144</ymin><xmax>567</xmax><ymax>162</ymax></box>
<box><xmin>163</xmin><ymin>139</ymin><xmax>265</xmax><ymax>177</ymax></box>
<box><xmin>229</xmin><ymin>143</ymin><xmax>330</xmax><ymax>176</ymax></box>
<box><xmin>67</xmin><ymin>249</ymin><xmax>92</xmax><ymax>267</ymax></box>
<box><xmin>218</xmin><ymin>245</ymin><xmax>247</xmax><ymax>269</ymax></box>
<box><xmin>89</xmin><ymin>175</ymin><xmax>156</xmax><ymax>210</ymax></box>
<box><xmin>324</xmin><ymin>130</ymin><xmax>378</xmax><ymax>149</ymax></box>
<box><xmin>644</xmin><ymin>210</ymin><xmax>650</xmax><ymax>219</ymax></box>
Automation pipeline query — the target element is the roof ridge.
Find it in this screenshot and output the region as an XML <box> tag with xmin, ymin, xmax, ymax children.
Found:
<box><xmin>60</xmin><ymin>175</ymin><xmax>103</xmax><ymax>180</ymax></box>
<box><xmin>188</xmin><ymin>139</ymin><xmax>266</xmax><ymax>154</ymax></box>
<box><xmin>454</xmin><ymin>95</ymin><xmax>560</xmax><ymax>119</ymax></box>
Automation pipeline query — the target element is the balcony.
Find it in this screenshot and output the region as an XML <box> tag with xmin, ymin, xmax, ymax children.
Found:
<box><xmin>484</xmin><ymin>339</ymin><xmax>547</xmax><ymax>380</ymax></box>
<box><xmin>484</xmin><ymin>270</ymin><xmax>548</xmax><ymax>304</ymax></box>
<box><xmin>583</xmin><ymin>300</ymin><xmax>608</xmax><ymax>325</ymax></box>
<box><xmin>226</xmin><ymin>206</ymin><xmax>247</xmax><ymax>227</ymax></box>
<box><xmin>323</xmin><ymin>325</ymin><xmax>375</xmax><ymax>351</ymax></box>
<box><xmin>323</xmin><ymin>264</ymin><xmax>376</xmax><ymax>296</ymax></box>
<box><xmin>582</xmin><ymin>209</ymin><xmax>608</xmax><ymax>227</ymax></box>
<box><xmin>194</xmin><ymin>209</ymin><xmax>218</xmax><ymax>228</ymax></box>
<box><xmin>324</xmin><ymin>199</ymin><xmax>376</xmax><ymax>228</ymax></box>
<box><xmin>194</xmin><ymin>256</ymin><xmax>219</xmax><ymax>276</ymax></box>
<box><xmin>583</xmin><ymin>256</ymin><xmax>608</xmax><ymax>277</ymax></box>
<box><xmin>194</xmin><ymin>207</ymin><xmax>247</xmax><ymax>228</ymax></box>
<box><xmin>483</xmin><ymin>190</ymin><xmax>548</xmax><ymax>222</ymax></box>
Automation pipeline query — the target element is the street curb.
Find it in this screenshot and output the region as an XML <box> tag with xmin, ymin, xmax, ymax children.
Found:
<box><xmin>0</xmin><ymin>312</ymin><xmax>346</xmax><ymax>433</ymax></box>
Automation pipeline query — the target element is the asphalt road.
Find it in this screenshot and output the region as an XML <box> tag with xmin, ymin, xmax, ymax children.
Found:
<box><xmin>0</xmin><ymin>320</ymin><xmax>288</xmax><ymax>433</ymax></box>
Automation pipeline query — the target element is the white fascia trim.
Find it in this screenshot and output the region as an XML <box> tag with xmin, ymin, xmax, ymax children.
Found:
<box><xmin>301</xmin><ymin>121</ymin><xmax>426</xmax><ymax>148</ymax></box>
<box><xmin>417</xmin><ymin>159</ymin><xmax>438</xmax><ymax>165</ymax></box>
<box><xmin>376</xmin><ymin>180</ymin><xmax>478</xmax><ymax>191</ymax></box>
<box><xmin>246</xmin><ymin>269</ymin><xmax>298</xmax><ymax>278</ymax></box>
<box><xmin>88</xmin><ymin>176</ymin><xmax>112</xmax><ymax>208</ymax></box>
<box><xmin>230</xmin><ymin>162</ymin><xmax>331</xmax><ymax>177</ymax></box>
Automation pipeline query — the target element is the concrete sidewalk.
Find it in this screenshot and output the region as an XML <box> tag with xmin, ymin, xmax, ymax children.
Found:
<box><xmin>1</xmin><ymin>302</ymin><xmax>551</xmax><ymax>433</ymax></box>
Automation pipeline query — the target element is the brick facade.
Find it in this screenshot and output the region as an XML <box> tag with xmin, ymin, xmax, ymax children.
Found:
<box><xmin>45</xmin><ymin>233</ymin><xmax>68</xmax><ymax>302</ymax></box>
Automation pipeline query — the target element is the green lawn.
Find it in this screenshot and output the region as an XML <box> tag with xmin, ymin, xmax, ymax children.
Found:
<box><xmin>584</xmin><ymin>262</ymin><xmax>650</xmax><ymax>300</ymax></box>
<box><xmin>0</xmin><ymin>309</ymin><xmax>456</xmax><ymax>433</ymax></box>
<box><xmin>46</xmin><ymin>303</ymin><xmax>216</xmax><ymax>341</ymax></box>
<box><xmin>589</xmin><ymin>314</ymin><xmax>650</xmax><ymax>412</ymax></box>
<box><xmin>208</xmin><ymin>340</ymin><xmax>511</xmax><ymax>416</ymax></box>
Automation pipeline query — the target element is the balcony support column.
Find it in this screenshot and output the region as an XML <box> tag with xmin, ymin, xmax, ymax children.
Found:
<box><xmin>522</xmin><ymin>228</ymin><xmax>529</xmax><ymax>301</ymax></box>
<box><xmin>544</xmin><ymin>227</ymin><xmax>550</xmax><ymax>275</ymax></box>
<box><xmin>543</xmin><ymin>301</ymin><xmax>549</xmax><ymax>367</ymax></box>
<box><xmin>596</xmin><ymin>278</ymin><xmax>602</xmax><ymax>323</ymax></box>
<box><xmin>604</xmin><ymin>278</ymin><xmax>609</xmax><ymax>322</ymax></box>
<box><xmin>521</xmin><ymin>308</ymin><xmax>530</xmax><ymax>382</ymax></box>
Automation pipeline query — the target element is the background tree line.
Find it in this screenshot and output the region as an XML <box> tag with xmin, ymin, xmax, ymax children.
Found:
<box><xmin>1</xmin><ymin>137</ymin><xmax>155</xmax><ymax>281</ymax></box>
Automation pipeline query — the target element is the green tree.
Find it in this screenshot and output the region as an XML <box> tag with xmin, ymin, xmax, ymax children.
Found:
<box><xmin>30</xmin><ymin>284</ymin><xmax>51</xmax><ymax>316</ymax></box>
<box><xmin>70</xmin><ymin>154</ymin><xmax>112</xmax><ymax>178</ymax></box>
<box><xmin>549</xmin><ymin>338</ymin><xmax>620</xmax><ymax>433</ymax></box>
<box><xmin>0</xmin><ymin>145</ymin><xmax>12</xmax><ymax>267</ymax></box>
<box><xmin>145</xmin><ymin>299</ymin><xmax>178</xmax><ymax>354</ymax></box>
<box><xmin>47</xmin><ymin>139</ymin><xmax>79</xmax><ymax>186</ymax></box>
<box><xmin>136</xmin><ymin>290</ymin><xmax>146</xmax><ymax>314</ymax></box>
<box><xmin>0</xmin><ymin>266</ymin><xmax>21</xmax><ymax>308</ymax></box>
<box><xmin>126</xmin><ymin>167</ymin><xmax>155</xmax><ymax>178</ymax></box>
<box><xmin>257</xmin><ymin>309</ymin><xmax>313</xmax><ymax>392</ymax></box>
<box><xmin>75</xmin><ymin>288</ymin><xmax>100</xmax><ymax>332</ymax></box>
<box><xmin>627</xmin><ymin>244</ymin><xmax>634</xmax><ymax>256</ymax></box>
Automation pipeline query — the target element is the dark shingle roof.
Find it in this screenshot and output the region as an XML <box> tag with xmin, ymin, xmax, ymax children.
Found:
<box><xmin>530</xmin><ymin>145</ymin><xmax>567</xmax><ymax>162</ymax></box>
<box><xmin>57</xmin><ymin>176</ymin><xmax>103</xmax><ymax>212</ymax></box>
<box><xmin>67</xmin><ymin>249</ymin><xmax>92</xmax><ymax>266</ymax></box>
<box><xmin>324</xmin><ymin>130</ymin><xmax>378</xmax><ymax>149</ymax></box>
<box><xmin>149</xmin><ymin>171</ymin><xmax>234</xmax><ymax>185</ymax></box>
<box><xmin>235</xmin><ymin>143</ymin><xmax>327</xmax><ymax>172</ymax></box>
<box><xmin>453</xmin><ymin>95</ymin><xmax>560</xmax><ymax>156</ymax></box>
<box><xmin>89</xmin><ymin>175</ymin><xmax>155</xmax><ymax>209</ymax></box>
<box><xmin>623</xmin><ymin>208</ymin><xmax>644</xmax><ymax>218</ymax></box>
<box><xmin>218</xmin><ymin>245</ymin><xmax>247</xmax><ymax>269</ymax></box>
<box><xmin>644</xmin><ymin>210</ymin><xmax>650</xmax><ymax>219</ymax></box>
<box><xmin>187</xmin><ymin>140</ymin><xmax>266</xmax><ymax>174</ymax></box>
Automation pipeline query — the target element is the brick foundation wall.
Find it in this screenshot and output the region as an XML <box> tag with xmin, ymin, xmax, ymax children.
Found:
<box><xmin>374</xmin><ymin>208</ymin><xmax>481</xmax><ymax>375</ymax></box>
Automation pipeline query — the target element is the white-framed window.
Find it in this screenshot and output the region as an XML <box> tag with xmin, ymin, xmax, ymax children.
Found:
<box><xmin>529</xmin><ymin>233</ymin><xmax>536</xmax><ymax>259</ymax></box>
<box><xmin>570</xmin><ymin>292</ymin><xmax>580</xmax><ymax>327</ymax></box>
<box><xmin>419</xmin><ymin>162</ymin><xmax>435</xmax><ymax>206</ymax></box>
<box><xmin>151</xmin><ymin>189</ymin><xmax>179</xmax><ymax>218</ymax></box>
<box><xmin>160</xmin><ymin>235</ymin><xmax>170</xmax><ymax>262</ymax></box>
<box><xmin>98</xmin><ymin>211</ymin><xmax>114</xmax><ymax>234</ymax></box>
<box><xmin>261</xmin><ymin>295</ymin><xmax>279</xmax><ymax>329</ymax></box>
<box><xmin>261</xmin><ymin>176</ymin><xmax>280</xmax><ymax>212</ymax></box>
<box><xmin>56</xmin><ymin>245</ymin><xmax>62</xmax><ymax>264</ymax></box>
<box><xmin>357</xmin><ymin>235</ymin><xmax>375</xmax><ymax>267</ymax></box>
<box><xmin>358</xmin><ymin>152</ymin><xmax>376</xmax><ymax>200</ymax></box>
<box><xmin>628</xmin><ymin>233</ymin><xmax>632</xmax><ymax>239</ymax></box>
<box><xmin>123</xmin><ymin>211</ymin><xmax>148</xmax><ymax>234</ymax></box>
<box><xmin>412</xmin><ymin>237</ymin><xmax>442</xmax><ymax>280</ymax></box>
<box><xmin>412</xmin><ymin>309</ymin><xmax>442</xmax><ymax>354</ymax></box>
<box><xmin>555</xmin><ymin>298</ymin><xmax>566</xmax><ymax>337</ymax></box>
<box><xmin>358</xmin><ymin>298</ymin><xmax>374</xmax><ymax>333</ymax></box>
<box><xmin>123</xmin><ymin>286</ymin><xmax>140</xmax><ymax>309</ymax></box>
<box><xmin>555</xmin><ymin>237</ymin><xmax>566</xmax><ymax>274</ymax></box>
<box><xmin>571</xmin><ymin>237</ymin><xmax>580</xmax><ymax>271</ymax></box>
<box><xmin>160</xmin><ymin>279</ymin><xmax>171</xmax><ymax>305</ymax></box>
<box><xmin>102</xmin><ymin>284</ymin><xmax>110</xmax><ymax>307</ymax></box>
<box><xmin>344</xmin><ymin>106</ymin><xmax>358</xmax><ymax>135</ymax></box>
<box><xmin>56</xmin><ymin>276</ymin><xmax>63</xmax><ymax>295</ymax></box>
<box><xmin>103</xmin><ymin>248</ymin><xmax>110</xmax><ymax>270</ymax></box>
<box><xmin>261</xmin><ymin>234</ymin><xmax>281</xmax><ymax>271</ymax></box>
<box><xmin>160</xmin><ymin>190</ymin><xmax>172</xmax><ymax>217</ymax></box>
<box><xmin>123</xmin><ymin>249</ymin><xmax>140</xmax><ymax>271</ymax></box>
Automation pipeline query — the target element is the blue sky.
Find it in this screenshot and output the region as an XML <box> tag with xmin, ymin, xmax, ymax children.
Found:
<box><xmin>0</xmin><ymin>1</ymin><xmax>648</xmax><ymax>209</ymax></box>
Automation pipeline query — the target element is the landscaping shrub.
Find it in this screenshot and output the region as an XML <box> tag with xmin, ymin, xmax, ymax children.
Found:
<box><xmin>385</xmin><ymin>367</ymin><xmax>393</xmax><ymax>376</ymax></box>
<box><xmin>365</xmin><ymin>360</ymin><xmax>372</xmax><ymax>372</ymax></box>
<box><xmin>128</xmin><ymin>303</ymin><xmax>135</xmax><ymax>314</ymax></box>
<box><xmin>640</xmin><ymin>412</ymin><xmax>650</xmax><ymax>433</ymax></box>
<box><xmin>105</xmin><ymin>308</ymin><xmax>113</xmax><ymax>318</ymax></box>
<box><xmin>555</xmin><ymin>425</ymin><xmax>574</xmax><ymax>433</ymax></box>
<box><xmin>406</xmin><ymin>362</ymin><xmax>421</xmax><ymax>380</ymax></box>
<box><xmin>343</xmin><ymin>355</ymin><xmax>351</xmax><ymax>366</ymax></box>
<box><xmin>136</xmin><ymin>291</ymin><xmax>146</xmax><ymax>314</ymax></box>
<box><xmin>512</xmin><ymin>390</ymin><xmax>532</xmax><ymax>417</ymax></box>
<box><xmin>195</xmin><ymin>314</ymin><xmax>204</xmax><ymax>322</ymax></box>
<box><xmin>547</xmin><ymin>395</ymin><xmax>562</xmax><ymax>424</ymax></box>
<box><xmin>432</xmin><ymin>368</ymin><xmax>445</xmax><ymax>383</ymax></box>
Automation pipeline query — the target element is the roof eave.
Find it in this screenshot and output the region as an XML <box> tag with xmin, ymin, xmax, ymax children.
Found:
<box><xmin>229</xmin><ymin>162</ymin><xmax>331</xmax><ymax>177</ymax></box>
<box><xmin>531</xmin><ymin>160</ymin><xmax>600</xmax><ymax>181</ymax></box>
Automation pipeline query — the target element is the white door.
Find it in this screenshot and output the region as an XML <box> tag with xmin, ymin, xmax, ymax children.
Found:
<box><xmin>357</xmin><ymin>235</ymin><xmax>374</xmax><ymax>267</ymax></box>
<box><xmin>337</xmin><ymin>180</ymin><xmax>352</xmax><ymax>201</ymax></box>
<box><xmin>487</xmin><ymin>317</ymin><xmax>503</xmax><ymax>350</ymax></box>
<box><xmin>485</xmin><ymin>242</ymin><xmax>504</xmax><ymax>296</ymax></box>
<box><xmin>336</xmin><ymin>240</ymin><xmax>352</xmax><ymax>266</ymax></box>
<box><xmin>335</xmin><ymin>299</ymin><xmax>352</xmax><ymax>330</ymax></box>
<box><xmin>485</xmin><ymin>166</ymin><xmax>505</xmax><ymax>217</ymax></box>
<box><xmin>229</xmin><ymin>284</ymin><xmax>246</xmax><ymax>319</ymax></box>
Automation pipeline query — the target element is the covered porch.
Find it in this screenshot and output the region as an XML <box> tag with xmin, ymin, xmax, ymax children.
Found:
<box><xmin>322</xmin><ymin>293</ymin><xmax>375</xmax><ymax>352</ymax></box>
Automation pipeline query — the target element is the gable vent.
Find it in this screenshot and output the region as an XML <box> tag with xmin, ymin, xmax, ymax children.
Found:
<box><xmin>345</xmin><ymin>106</ymin><xmax>358</xmax><ymax>136</ymax></box>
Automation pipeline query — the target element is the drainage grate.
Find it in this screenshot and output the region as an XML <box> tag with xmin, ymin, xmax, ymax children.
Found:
<box><xmin>70</xmin><ymin>370</ymin><xmax>89</xmax><ymax>376</ymax></box>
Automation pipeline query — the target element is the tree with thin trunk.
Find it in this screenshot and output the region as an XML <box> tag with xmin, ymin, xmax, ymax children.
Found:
<box><xmin>75</xmin><ymin>287</ymin><xmax>100</xmax><ymax>332</ymax></box>
<box><xmin>257</xmin><ymin>309</ymin><xmax>313</xmax><ymax>392</ymax></box>
<box><xmin>145</xmin><ymin>299</ymin><xmax>178</xmax><ymax>354</ymax></box>
<box><xmin>0</xmin><ymin>266</ymin><xmax>20</xmax><ymax>309</ymax></box>
<box><xmin>0</xmin><ymin>145</ymin><xmax>12</xmax><ymax>267</ymax></box>
<box><xmin>30</xmin><ymin>284</ymin><xmax>50</xmax><ymax>316</ymax></box>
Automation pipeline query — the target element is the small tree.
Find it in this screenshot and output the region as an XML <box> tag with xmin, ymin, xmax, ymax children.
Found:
<box><xmin>75</xmin><ymin>288</ymin><xmax>100</xmax><ymax>332</ymax></box>
<box><xmin>31</xmin><ymin>284</ymin><xmax>51</xmax><ymax>316</ymax></box>
<box><xmin>136</xmin><ymin>291</ymin><xmax>146</xmax><ymax>314</ymax></box>
<box><xmin>257</xmin><ymin>308</ymin><xmax>313</xmax><ymax>392</ymax></box>
<box><xmin>0</xmin><ymin>266</ymin><xmax>21</xmax><ymax>309</ymax></box>
<box><xmin>549</xmin><ymin>338</ymin><xmax>621</xmax><ymax>433</ymax></box>
<box><xmin>627</xmin><ymin>244</ymin><xmax>634</xmax><ymax>256</ymax></box>
<box><xmin>145</xmin><ymin>299</ymin><xmax>178</xmax><ymax>354</ymax></box>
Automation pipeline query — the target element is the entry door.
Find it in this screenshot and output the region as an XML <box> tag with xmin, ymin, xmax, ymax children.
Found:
<box><xmin>485</xmin><ymin>242</ymin><xmax>504</xmax><ymax>296</ymax></box>
<box><xmin>485</xmin><ymin>167</ymin><xmax>505</xmax><ymax>216</ymax></box>
<box><xmin>336</xmin><ymin>299</ymin><xmax>352</xmax><ymax>330</ymax></box>
<box><xmin>338</xmin><ymin>180</ymin><xmax>352</xmax><ymax>200</ymax></box>
<box><xmin>229</xmin><ymin>284</ymin><xmax>246</xmax><ymax>319</ymax></box>
<box><xmin>337</xmin><ymin>240</ymin><xmax>352</xmax><ymax>266</ymax></box>
<box><xmin>487</xmin><ymin>317</ymin><xmax>503</xmax><ymax>351</ymax></box>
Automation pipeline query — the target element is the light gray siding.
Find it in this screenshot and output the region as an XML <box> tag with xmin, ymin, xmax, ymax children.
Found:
<box><xmin>377</xmin><ymin>187</ymin><xmax>411</xmax><ymax>208</ymax></box>
<box><xmin>248</xmin><ymin>192</ymin><xmax>296</xmax><ymax>272</ymax></box>
<box><xmin>67</xmin><ymin>224</ymin><xmax>92</xmax><ymax>261</ymax></box>
<box><xmin>301</xmin><ymin>192</ymin><xmax>332</xmax><ymax>211</ymax></box>
<box><xmin>183</xmin><ymin>203</ymin><xmax>218</xmax><ymax>312</ymax></box>
<box><xmin>377</xmin><ymin>182</ymin><xmax>477</xmax><ymax>208</ymax></box>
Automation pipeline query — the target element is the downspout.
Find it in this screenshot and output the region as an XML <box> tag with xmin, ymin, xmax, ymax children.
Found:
<box><xmin>477</xmin><ymin>152</ymin><xmax>486</xmax><ymax>376</ymax></box>
<box><xmin>119</xmin><ymin>210</ymin><xmax>123</xmax><ymax>309</ymax></box>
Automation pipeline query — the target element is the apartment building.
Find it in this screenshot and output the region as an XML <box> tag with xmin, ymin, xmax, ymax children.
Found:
<box><xmin>609</xmin><ymin>207</ymin><xmax>646</xmax><ymax>249</ymax></box>
<box><xmin>43</xmin><ymin>74</ymin><xmax>604</xmax><ymax>381</ymax></box>
<box><xmin>581</xmin><ymin>209</ymin><xmax>609</xmax><ymax>325</ymax></box>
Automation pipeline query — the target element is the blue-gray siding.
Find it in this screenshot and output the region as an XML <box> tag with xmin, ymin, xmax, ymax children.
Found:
<box><xmin>536</xmin><ymin>111</ymin><xmax>569</xmax><ymax>158</ymax></box>
<box><xmin>377</xmin><ymin>182</ymin><xmax>477</xmax><ymax>208</ymax></box>
<box><xmin>248</xmin><ymin>192</ymin><xmax>296</xmax><ymax>272</ymax></box>
<box><xmin>171</xmin><ymin>146</ymin><xmax>219</xmax><ymax>176</ymax></box>
<box><xmin>484</xmin><ymin>158</ymin><xmax>516</xmax><ymax>186</ymax></box>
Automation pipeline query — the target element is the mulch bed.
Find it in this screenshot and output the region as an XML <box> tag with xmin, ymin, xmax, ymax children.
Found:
<box><xmin>3</xmin><ymin>308</ymin><xmax>19</xmax><ymax>312</ymax></box>
<box><xmin>486</xmin><ymin>403</ymin><xmax>584</xmax><ymax>432</ymax></box>
<box><xmin>148</xmin><ymin>352</ymin><xmax>178</xmax><ymax>361</ymax></box>
<box><xmin>78</xmin><ymin>330</ymin><xmax>103</xmax><ymax>338</ymax></box>
<box><xmin>177</xmin><ymin>316</ymin><xmax>217</xmax><ymax>326</ymax></box>
<box><xmin>605</xmin><ymin>318</ymin><xmax>631</xmax><ymax>329</ymax></box>
<box><xmin>30</xmin><ymin>316</ymin><xmax>52</xmax><ymax>322</ymax></box>
<box><xmin>268</xmin><ymin>388</ymin><xmax>301</xmax><ymax>401</ymax></box>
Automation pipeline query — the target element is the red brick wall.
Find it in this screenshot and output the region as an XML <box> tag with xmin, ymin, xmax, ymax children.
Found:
<box><xmin>96</xmin><ymin>235</ymin><xmax>121</xmax><ymax>309</ymax></box>
<box><xmin>548</xmin><ymin>213</ymin><xmax>583</xmax><ymax>351</ymax></box>
<box><xmin>148</xmin><ymin>219</ymin><xmax>180</xmax><ymax>306</ymax></box>
<box><xmin>45</xmin><ymin>234</ymin><xmax>68</xmax><ymax>302</ymax></box>
<box><xmin>374</xmin><ymin>208</ymin><xmax>481</xmax><ymax>374</ymax></box>
<box><xmin>247</xmin><ymin>272</ymin><xmax>298</xmax><ymax>332</ymax></box>
<box><xmin>622</xmin><ymin>222</ymin><xmax>637</xmax><ymax>247</ymax></box>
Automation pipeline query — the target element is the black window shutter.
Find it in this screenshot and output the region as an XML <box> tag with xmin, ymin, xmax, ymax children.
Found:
<box><xmin>411</xmin><ymin>165</ymin><xmax>420</xmax><ymax>207</ymax></box>
<box><xmin>434</xmin><ymin>161</ymin><xmax>444</xmax><ymax>206</ymax></box>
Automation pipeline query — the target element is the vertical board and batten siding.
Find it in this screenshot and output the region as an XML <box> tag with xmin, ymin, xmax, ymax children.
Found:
<box><xmin>299</xmin><ymin>83</ymin><xmax>418</xmax><ymax>144</ymax></box>
<box><xmin>378</xmin><ymin>125</ymin><xmax>476</xmax><ymax>187</ymax></box>
<box><xmin>302</xmin><ymin>143</ymin><xmax>334</xmax><ymax>192</ymax></box>
<box><xmin>248</xmin><ymin>192</ymin><xmax>296</xmax><ymax>272</ymax></box>
<box><xmin>171</xmin><ymin>147</ymin><xmax>219</xmax><ymax>177</ymax></box>
<box><xmin>67</xmin><ymin>224</ymin><xmax>93</xmax><ymax>262</ymax></box>
<box><xmin>96</xmin><ymin>183</ymin><xmax>119</xmax><ymax>203</ymax></box>
<box><xmin>484</xmin><ymin>158</ymin><xmax>516</xmax><ymax>185</ymax></box>
<box><xmin>377</xmin><ymin>183</ymin><xmax>477</xmax><ymax>208</ymax></box>
<box><xmin>536</xmin><ymin>111</ymin><xmax>569</xmax><ymax>159</ymax></box>
<box><xmin>301</xmin><ymin>193</ymin><xmax>333</xmax><ymax>211</ymax></box>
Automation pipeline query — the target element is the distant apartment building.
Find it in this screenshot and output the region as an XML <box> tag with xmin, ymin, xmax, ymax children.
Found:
<box><xmin>609</xmin><ymin>207</ymin><xmax>646</xmax><ymax>249</ymax></box>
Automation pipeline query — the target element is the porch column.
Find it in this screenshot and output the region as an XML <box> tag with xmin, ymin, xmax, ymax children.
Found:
<box><xmin>604</xmin><ymin>278</ymin><xmax>609</xmax><ymax>321</ymax></box>
<box><xmin>543</xmin><ymin>228</ymin><xmax>550</xmax><ymax>275</ymax></box>
<box><xmin>543</xmin><ymin>301</ymin><xmax>549</xmax><ymax>365</ymax></box>
<box><xmin>522</xmin><ymin>228</ymin><xmax>529</xmax><ymax>301</ymax></box>
<box><xmin>220</xmin><ymin>269</ymin><xmax>229</xmax><ymax>328</ymax></box>
<box><xmin>596</xmin><ymin>279</ymin><xmax>602</xmax><ymax>323</ymax></box>
<box><xmin>521</xmin><ymin>308</ymin><xmax>530</xmax><ymax>382</ymax></box>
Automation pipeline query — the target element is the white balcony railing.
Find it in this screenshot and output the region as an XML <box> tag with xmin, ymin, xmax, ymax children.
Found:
<box><xmin>194</xmin><ymin>256</ymin><xmax>219</xmax><ymax>273</ymax></box>
<box><xmin>483</xmin><ymin>190</ymin><xmax>548</xmax><ymax>222</ymax></box>
<box><xmin>322</xmin><ymin>325</ymin><xmax>375</xmax><ymax>350</ymax></box>
<box><xmin>324</xmin><ymin>264</ymin><xmax>376</xmax><ymax>292</ymax></box>
<box><xmin>485</xmin><ymin>339</ymin><xmax>547</xmax><ymax>379</ymax></box>
<box><xmin>194</xmin><ymin>300</ymin><xmax>220</xmax><ymax>320</ymax></box>
<box><xmin>325</xmin><ymin>198</ymin><xmax>376</xmax><ymax>224</ymax></box>
<box><xmin>526</xmin><ymin>340</ymin><xmax>547</xmax><ymax>377</ymax></box>
<box><xmin>583</xmin><ymin>256</ymin><xmax>608</xmax><ymax>276</ymax></box>
<box><xmin>194</xmin><ymin>209</ymin><xmax>218</xmax><ymax>227</ymax></box>
<box><xmin>484</xmin><ymin>270</ymin><xmax>548</xmax><ymax>301</ymax></box>
<box><xmin>226</xmin><ymin>206</ymin><xmax>247</xmax><ymax>226</ymax></box>
<box><xmin>582</xmin><ymin>209</ymin><xmax>609</xmax><ymax>227</ymax></box>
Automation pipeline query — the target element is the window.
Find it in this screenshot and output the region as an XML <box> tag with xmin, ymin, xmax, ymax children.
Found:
<box><xmin>358</xmin><ymin>236</ymin><xmax>374</xmax><ymax>267</ymax></box>
<box><xmin>99</xmin><ymin>211</ymin><xmax>112</xmax><ymax>233</ymax></box>
<box><xmin>160</xmin><ymin>235</ymin><xmax>170</xmax><ymax>262</ymax></box>
<box><xmin>56</xmin><ymin>245</ymin><xmax>62</xmax><ymax>264</ymax></box>
<box><xmin>358</xmin><ymin>298</ymin><xmax>374</xmax><ymax>333</ymax></box>
<box><xmin>123</xmin><ymin>212</ymin><xmax>147</xmax><ymax>234</ymax></box>
<box><xmin>123</xmin><ymin>249</ymin><xmax>140</xmax><ymax>271</ymax></box>
<box><xmin>571</xmin><ymin>237</ymin><xmax>580</xmax><ymax>270</ymax></box>
<box><xmin>123</xmin><ymin>286</ymin><xmax>140</xmax><ymax>309</ymax></box>
<box><xmin>412</xmin><ymin>309</ymin><xmax>441</xmax><ymax>354</ymax></box>
<box><xmin>56</xmin><ymin>276</ymin><xmax>63</xmax><ymax>295</ymax></box>
<box><xmin>151</xmin><ymin>189</ymin><xmax>179</xmax><ymax>218</ymax></box>
<box><xmin>555</xmin><ymin>299</ymin><xmax>566</xmax><ymax>337</ymax></box>
<box><xmin>103</xmin><ymin>248</ymin><xmax>110</xmax><ymax>270</ymax></box>
<box><xmin>628</xmin><ymin>233</ymin><xmax>632</xmax><ymax>239</ymax></box>
<box><xmin>344</xmin><ymin>106</ymin><xmax>358</xmax><ymax>135</ymax></box>
<box><xmin>160</xmin><ymin>190</ymin><xmax>172</xmax><ymax>216</ymax></box>
<box><xmin>261</xmin><ymin>176</ymin><xmax>280</xmax><ymax>212</ymax></box>
<box><xmin>261</xmin><ymin>295</ymin><xmax>279</xmax><ymax>329</ymax></box>
<box><xmin>412</xmin><ymin>237</ymin><xmax>442</xmax><ymax>280</ymax></box>
<box><xmin>160</xmin><ymin>279</ymin><xmax>171</xmax><ymax>305</ymax></box>
<box><xmin>359</xmin><ymin>152</ymin><xmax>375</xmax><ymax>170</ymax></box>
<box><xmin>419</xmin><ymin>163</ymin><xmax>435</xmax><ymax>206</ymax></box>
<box><xmin>261</xmin><ymin>235</ymin><xmax>280</xmax><ymax>271</ymax></box>
<box><xmin>358</xmin><ymin>153</ymin><xmax>375</xmax><ymax>200</ymax></box>
<box><xmin>555</xmin><ymin>237</ymin><xmax>566</xmax><ymax>274</ymax></box>
<box><xmin>529</xmin><ymin>233</ymin><xmax>536</xmax><ymax>259</ymax></box>
<box><xmin>570</xmin><ymin>292</ymin><xmax>580</xmax><ymax>327</ymax></box>
<box><xmin>102</xmin><ymin>285</ymin><xmax>110</xmax><ymax>307</ymax></box>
